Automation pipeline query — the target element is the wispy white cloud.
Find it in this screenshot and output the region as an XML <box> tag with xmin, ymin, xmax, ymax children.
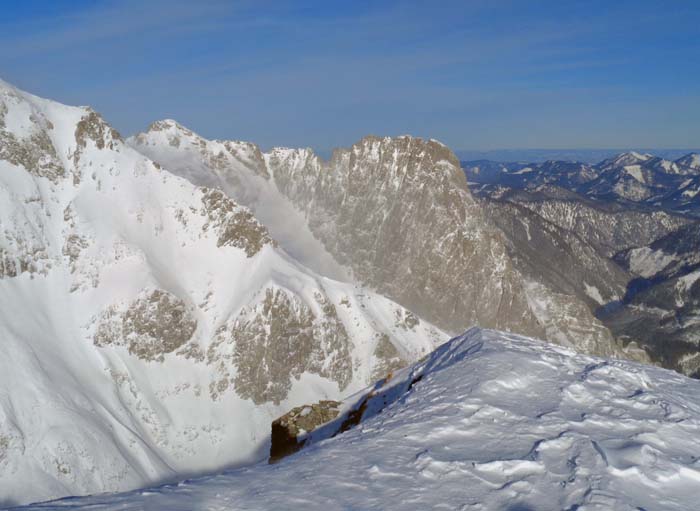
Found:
<box><xmin>0</xmin><ymin>0</ymin><xmax>236</xmax><ymax>57</ymax></box>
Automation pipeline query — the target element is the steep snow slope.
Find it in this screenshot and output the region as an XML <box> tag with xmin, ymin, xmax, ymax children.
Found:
<box><xmin>0</xmin><ymin>80</ymin><xmax>447</xmax><ymax>506</ymax></box>
<box><xmin>19</xmin><ymin>328</ymin><xmax>700</xmax><ymax>511</ymax></box>
<box><xmin>127</xmin><ymin>120</ymin><xmax>350</xmax><ymax>281</ymax></box>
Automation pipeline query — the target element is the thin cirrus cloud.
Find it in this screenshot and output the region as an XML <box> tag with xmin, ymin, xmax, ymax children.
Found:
<box><xmin>0</xmin><ymin>0</ymin><xmax>698</xmax><ymax>152</ymax></box>
<box><xmin>2</xmin><ymin>1</ymin><xmax>231</xmax><ymax>55</ymax></box>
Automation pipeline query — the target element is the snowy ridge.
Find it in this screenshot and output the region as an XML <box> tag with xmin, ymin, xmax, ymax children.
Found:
<box><xmin>127</xmin><ymin>120</ymin><xmax>349</xmax><ymax>281</ymax></box>
<box><xmin>17</xmin><ymin>328</ymin><xmax>700</xmax><ymax>511</ymax></box>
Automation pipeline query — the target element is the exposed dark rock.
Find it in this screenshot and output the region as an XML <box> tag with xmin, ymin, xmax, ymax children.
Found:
<box><xmin>94</xmin><ymin>289</ymin><xmax>197</xmax><ymax>362</ymax></box>
<box><xmin>269</xmin><ymin>400</ymin><xmax>341</xmax><ymax>463</ymax></box>
<box><xmin>200</xmin><ymin>188</ymin><xmax>275</xmax><ymax>256</ymax></box>
<box><xmin>0</xmin><ymin>90</ymin><xmax>65</xmax><ymax>182</ymax></box>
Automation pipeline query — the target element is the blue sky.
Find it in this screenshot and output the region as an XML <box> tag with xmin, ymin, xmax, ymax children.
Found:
<box><xmin>1</xmin><ymin>0</ymin><xmax>699</xmax><ymax>152</ymax></box>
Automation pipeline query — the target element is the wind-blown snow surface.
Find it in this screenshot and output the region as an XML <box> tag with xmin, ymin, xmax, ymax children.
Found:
<box><xmin>0</xmin><ymin>80</ymin><xmax>446</xmax><ymax>506</ymax></box>
<box><xmin>19</xmin><ymin>329</ymin><xmax>700</xmax><ymax>511</ymax></box>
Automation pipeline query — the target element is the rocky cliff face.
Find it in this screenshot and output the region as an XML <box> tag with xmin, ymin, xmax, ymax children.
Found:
<box><xmin>264</xmin><ymin>137</ymin><xmax>542</xmax><ymax>337</ymax></box>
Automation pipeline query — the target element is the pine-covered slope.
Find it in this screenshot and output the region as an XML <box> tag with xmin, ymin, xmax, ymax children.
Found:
<box><xmin>0</xmin><ymin>80</ymin><xmax>447</xmax><ymax>506</ymax></box>
<box><xmin>606</xmin><ymin>223</ymin><xmax>700</xmax><ymax>375</ymax></box>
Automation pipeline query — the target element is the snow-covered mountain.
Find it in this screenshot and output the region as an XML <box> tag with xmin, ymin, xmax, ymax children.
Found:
<box><xmin>18</xmin><ymin>328</ymin><xmax>700</xmax><ymax>511</ymax></box>
<box><xmin>580</xmin><ymin>152</ymin><xmax>698</xmax><ymax>205</ymax></box>
<box><xmin>129</xmin><ymin>120</ymin><xmax>649</xmax><ymax>360</ymax></box>
<box><xmin>676</xmin><ymin>152</ymin><xmax>700</xmax><ymax>173</ymax></box>
<box><xmin>129</xmin><ymin>122</ymin><xmax>542</xmax><ymax>337</ymax></box>
<box><xmin>465</xmin><ymin>159</ymin><xmax>599</xmax><ymax>190</ymax></box>
<box><xmin>2</xmin><ymin>77</ymin><xmax>698</xmax><ymax>508</ymax></box>
<box><xmin>0</xmin><ymin>80</ymin><xmax>448</xmax><ymax>506</ymax></box>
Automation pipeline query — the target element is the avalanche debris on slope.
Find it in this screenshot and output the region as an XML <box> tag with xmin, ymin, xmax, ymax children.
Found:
<box><xmin>20</xmin><ymin>328</ymin><xmax>700</xmax><ymax>511</ymax></box>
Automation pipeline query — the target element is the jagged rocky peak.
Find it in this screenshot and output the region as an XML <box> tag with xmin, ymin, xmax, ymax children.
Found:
<box><xmin>0</xmin><ymin>81</ymin><xmax>66</xmax><ymax>183</ymax></box>
<box><xmin>265</xmin><ymin>133</ymin><xmax>543</xmax><ymax>337</ymax></box>
<box><xmin>336</xmin><ymin>134</ymin><xmax>465</xmax><ymax>187</ymax></box>
<box><xmin>138</xmin><ymin>118</ymin><xmax>201</xmax><ymax>146</ymax></box>
<box><xmin>267</xmin><ymin>134</ymin><xmax>464</xmax><ymax>184</ymax></box>
<box><xmin>0</xmin><ymin>80</ymin><xmax>129</xmax><ymax>188</ymax></box>
<box><xmin>133</xmin><ymin>124</ymin><xmax>639</xmax><ymax>356</ymax></box>
<box><xmin>146</xmin><ymin>118</ymin><xmax>189</xmax><ymax>132</ymax></box>
<box><xmin>345</xmin><ymin>134</ymin><xmax>461</xmax><ymax>170</ymax></box>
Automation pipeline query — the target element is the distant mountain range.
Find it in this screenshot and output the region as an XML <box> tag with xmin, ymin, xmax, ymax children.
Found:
<box><xmin>463</xmin><ymin>151</ymin><xmax>700</xmax><ymax>218</ymax></box>
<box><xmin>456</xmin><ymin>148</ymin><xmax>700</xmax><ymax>164</ymax></box>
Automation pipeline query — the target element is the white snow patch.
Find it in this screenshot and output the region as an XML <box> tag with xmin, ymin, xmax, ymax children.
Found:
<box><xmin>678</xmin><ymin>269</ymin><xmax>700</xmax><ymax>293</ymax></box>
<box><xmin>629</xmin><ymin>151</ymin><xmax>651</xmax><ymax>161</ymax></box>
<box><xmin>511</xmin><ymin>166</ymin><xmax>535</xmax><ymax>175</ymax></box>
<box><xmin>624</xmin><ymin>165</ymin><xmax>645</xmax><ymax>183</ymax></box>
<box><xmin>628</xmin><ymin>247</ymin><xmax>676</xmax><ymax>278</ymax></box>
<box><xmin>682</xmin><ymin>187</ymin><xmax>699</xmax><ymax>199</ymax></box>
<box><xmin>584</xmin><ymin>282</ymin><xmax>604</xmax><ymax>305</ymax></box>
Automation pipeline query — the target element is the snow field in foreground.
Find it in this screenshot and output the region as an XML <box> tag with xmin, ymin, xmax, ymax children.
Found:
<box><xmin>20</xmin><ymin>328</ymin><xmax>700</xmax><ymax>511</ymax></box>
